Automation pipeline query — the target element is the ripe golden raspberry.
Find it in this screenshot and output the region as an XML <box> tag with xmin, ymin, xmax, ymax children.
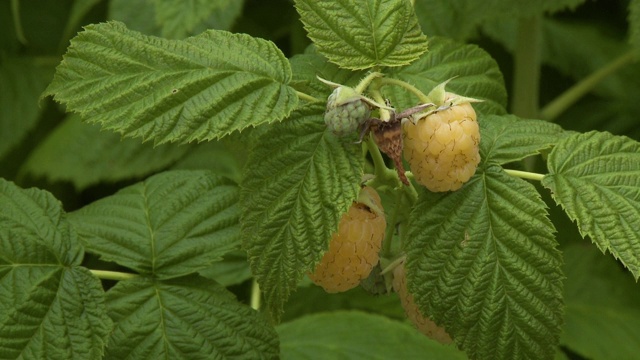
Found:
<box><xmin>403</xmin><ymin>93</ymin><xmax>480</xmax><ymax>192</ymax></box>
<box><xmin>393</xmin><ymin>261</ymin><xmax>453</xmax><ymax>344</ymax></box>
<box><xmin>308</xmin><ymin>187</ymin><xmax>386</xmax><ymax>293</ymax></box>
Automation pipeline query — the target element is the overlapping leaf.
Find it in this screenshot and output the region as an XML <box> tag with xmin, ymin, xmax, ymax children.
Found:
<box><xmin>21</xmin><ymin>114</ymin><xmax>190</xmax><ymax>189</ymax></box>
<box><xmin>542</xmin><ymin>131</ymin><xmax>640</xmax><ymax>279</ymax></box>
<box><xmin>105</xmin><ymin>276</ymin><xmax>278</xmax><ymax>359</ymax></box>
<box><xmin>241</xmin><ymin>103</ymin><xmax>364</xmax><ymax>319</ymax></box>
<box><xmin>479</xmin><ymin>114</ymin><xmax>566</xmax><ymax>165</ymax></box>
<box><xmin>109</xmin><ymin>0</ymin><xmax>244</xmax><ymax>38</ymax></box>
<box><xmin>405</xmin><ymin>166</ymin><xmax>563</xmax><ymax>359</ymax></box>
<box><xmin>386</xmin><ymin>36</ymin><xmax>507</xmax><ymax>115</ymax></box>
<box><xmin>44</xmin><ymin>21</ymin><xmax>298</xmax><ymax>144</ymax></box>
<box><xmin>69</xmin><ymin>170</ymin><xmax>240</xmax><ymax>279</ymax></box>
<box><xmin>294</xmin><ymin>0</ymin><xmax>427</xmax><ymax>70</ymax></box>
<box><xmin>0</xmin><ymin>179</ymin><xmax>110</xmax><ymax>359</ymax></box>
<box><xmin>277</xmin><ymin>311</ymin><xmax>467</xmax><ymax>359</ymax></box>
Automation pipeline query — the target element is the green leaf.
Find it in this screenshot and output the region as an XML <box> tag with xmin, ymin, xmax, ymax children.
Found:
<box><xmin>198</xmin><ymin>250</ymin><xmax>252</xmax><ymax>287</ymax></box>
<box><xmin>542</xmin><ymin>131</ymin><xmax>640</xmax><ymax>279</ymax></box>
<box><xmin>0</xmin><ymin>179</ymin><xmax>111</xmax><ymax>359</ymax></box>
<box><xmin>405</xmin><ymin>166</ymin><xmax>564</xmax><ymax>360</ymax></box>
<box><xmin>561</xmin><ymin>244</ymin><xmax>640</xmax><ymax>359</ymax></box>
<box><xmin>20</xmin><ymin>114</ymin><xmax>190</xmax><ymax>190</ymax></box>
<box><xmin>414</xmin><ymin>0</ymin><xmax>585</xmax><ymax>40</ymax></box>
<box><xmin>629</xmin><ymin>0</ymin><xmax>640</xmax><ymax>50</ymax></box>
<box><xmin>0</xmin><ymin>57</ymin><xmax>55</xmax><ymax>158</ymax></box>
<box><xmin>44</xmin><ymin>21</ymin><xmax>298</xmax><ymax>144</ymax></box>
<box><xmin>69</xmin><ymin>170</ymin><xmax>240</xmax><ymax>279</ymax></box>
<box><xmin>109</xmin><ymin>0</ymin><xmax>244</xmax><ymax>39</ymax></box>
<box><xmin>278</xmin><ymin>311</ymin><xmax>467</xmax><ymax>359</ymax></box>
<box><xmin>105</xmin><ymin>275</ymin><xmax>279</xmax><ymax>359</ymax></box>
<box><xmin>479</xmin><ymin>114</ymin><xmax>566</xmax><ymax>165</ymax></box>
<box><xmin>294</xmin><ymin>0</ymin><xmax>427</xmax><ymax>70</ymax></box>
<box><xmin>386</xmin><ymin>36</ymin><xmax>507</xmax><ymax>115</ymax></box>
<box><xmin>241</xmin><ymin>103</ymin><xmax>364</xmax><ymax>319</ymax></box>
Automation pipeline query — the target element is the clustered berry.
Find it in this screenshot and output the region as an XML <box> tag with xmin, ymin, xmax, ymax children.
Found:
<box><xmin>403</xmin><ymin>93</ymin><xmax>480</xmax><ymax>192</ymax></box>
<box><xmin>324</xmin><ymin>86</ymin><xmax>371</xmax><ymax>137</ymax></box>
<box><xmin>308</xmin><ymin>187</ymin><xmax>386</xmax><ymax>293</ymax></box>
<box><xmin>393</xmin><ymin>261</ymin><xmax>453</xmax><ymax>344</ymax></box>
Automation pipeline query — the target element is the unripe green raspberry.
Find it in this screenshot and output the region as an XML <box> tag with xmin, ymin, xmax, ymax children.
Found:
<box><xmin>324</xmin><ymin>86</ymin><xmax>371</xmax><ymax>137</ymax></box>
<box><xmin>393</xmin><ymin>261</ymin><xmax>453</xmax><ymax>344</ymax></box>
<box><xmin>308</xmin><ymin>187</ymin><xmax>386</xmax><ymax>293</ymax></box>
<box><xmin>403</xmin><ymin>93</ymin><xmax>480</xmax><ymax>192</ymax></box>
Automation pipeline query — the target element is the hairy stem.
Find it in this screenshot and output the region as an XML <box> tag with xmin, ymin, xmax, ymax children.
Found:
<box><xmin>539</xmin><ymin>50</ymin><xmax>637</xmax><ymax>121</ymax></box>
<box><xmin>379</xmin><ymin>77</ymin><xmax>430</xmax><ymax>103</ymax></box>
<box><xmin>355</xmin><ymin>71</ymin><xmax>384</xmax><ymax>94</ymax></box>
<box><xmin>504</xmin><ymin>169</ymin><xmax>545</xmax><ymax>181</ymax></box>
<box><xmin>366</xmin><ymin>136</ymin><xmax>396</xmax><ymax>184</ymax></box>
<box><xmin>90</xmin><ymin>270</ymin><xmax>138</xmax><ymax>281</ymax></box>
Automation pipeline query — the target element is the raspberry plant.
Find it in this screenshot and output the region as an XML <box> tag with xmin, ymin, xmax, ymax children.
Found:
<box><xmin>2</xmin><ymin>0</ymin><xmax>640</xmax><ymax>359</ymax></box>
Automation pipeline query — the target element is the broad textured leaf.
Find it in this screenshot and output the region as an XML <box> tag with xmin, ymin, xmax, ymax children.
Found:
<box><xmin>0</xmin><ymin>179</ymin><xmax>111</xmax><ymax>359</ymax></box>
<box><xmin>21</xmin><ymin>114</ymin><xmax>190</xmax><ymax>190</ymax></box>
<box><xmin>105</xmin><ymin>275</ymin><xmax>278</xmax><ymax>359</ymax></box>
<box><xmin>405</xmin><ymin>166</ymin><xmax>563</xmax><ymax>360</ymax></box>
<box><xmin>44</xmin><ymin>21</ymin><xmax>298</xmax><ymax>144</ymax></box>
<box><xmin>69</xmin><ymin>170</ymin><xmax>240</xmax><ymax>279</ymax></box>
<box><xmin>386</xmin><ymin>36</ymin><xmax>507</xmax><ymax>115</ymax></box>
<box><xmin>630</xmin><ymin>0</ymin><xmax>640</xmax><ymax>50</ymax></box>
<box><xmin>542</xmin><ymin>131</ymin><xmax>640</xmax><ymax>279</ymax></box>
<box><xmin>241</xmin><ymin>103</ymin><xmax>364</xmax><ymax>319</ymax></box>
<box><xmin>0</xmin><ymin>57</ymin><xmax>55</xmax><ymax>158</ymax></box>
<box><xmin>294</xmin><ymin>0</ymin><xmax>427</xmax><ymax>70</ymax></box>
<box><xmin>278</xmin><ymin>311</ymin><xmax>467</xmax><ymax>359</ymax></box>
<box><xmin>561</xmin><ymin>244</ymin><xmax>640</xmax><ymax>359</ymax></box>
<box><xmin>109</xmin><ymin>0</ymin><xmax>244</xmax><ymax>39</ymax></box>
<box><xmin>479</xmin><ymin>114</ymin><xmax>566</xmax><ymax>165</ymax></box>
<box><xmin>414</xmin><ymin>0</ymin><xmax>585</xmax><ymax>40</ymax></box>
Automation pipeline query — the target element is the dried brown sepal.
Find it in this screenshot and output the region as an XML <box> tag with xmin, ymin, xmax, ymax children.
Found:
<box><xmin>370</xmin><ymin>117</ymin><xmax>409</xmax><ymax>186</ymax></box>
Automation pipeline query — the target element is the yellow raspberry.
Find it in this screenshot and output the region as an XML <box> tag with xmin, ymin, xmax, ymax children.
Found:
<box><xmin>403</xmin><ymin>94</ymin><xmax>480</xmax><ymax>192</ymax></box>
<box><xmin>308</xmin><ymin>187</ymin><xmax>386</xmax><ymax>293</ymax></box>
<box><xmin>392</xmin><ymin>261</ymin><xmax>453</xmax><ymax>344</ymax></box>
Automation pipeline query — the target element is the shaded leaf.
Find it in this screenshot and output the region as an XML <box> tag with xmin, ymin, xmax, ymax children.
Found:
<box><xmin>105</xmin><ymin>276</ymin><xmax>278</xmax><ymax>359</ymax></box>
<box><xmin>69</xmin><ymin>170</ymin><xmax>240</xmax><ymax>279</ymax></box>
<box><xmin>0</xmin><ymin>57</ymin><xmax>55</xmax><ymax>158</ymax></box>
<box><xmin>21</xmin><ymin>114</ymin><xmax>190</xmax><ymax>190</ymax></box>
<box><xmin>294</xmin><ymin>0</ymin><xmax>427</xmax><ymax>70</ymax></box>
<box><xmin>561</xmin><ymin>244</ymin><xmax>640</xmax><ymax>359</ymax></box>
<box><xmin>241</xmin><ymin>103</ymin><xmax>364</xmax><ymax>319</ymax></box>
<box><xmin>542</xmin><ymin>131</ymin><xmax>640</xmax><ymax>279</ymax></box>
<box><xmin>278</xmin><ymin>311</ymin><xmax>467</xmax><ymax>359</ymax></box>
<box><xmin>44</xmin><ymin>21</ymin><xmax>298</xmax><ymax>144</ymax></box>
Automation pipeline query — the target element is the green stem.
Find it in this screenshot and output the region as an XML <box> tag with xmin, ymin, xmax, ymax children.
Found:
<box><xmin>90</xmin><ymin>270</ymin><xmax>138</xmax><ymax>281</ymax></box>
<box><xmin>539</xmin><ymin>50</ymin><xmax>637</xmax><ymax>121</ymax></box>
<box><xmin>379</xmin><ymin>77</ymin><xmax>430</xmax><ymax>103</ymax></box>
<box><xmin>511</xmin><ymin>15</ymin><xmax>542</xmax><ymax>118</ymax></box>
<box><xmin>250</xmin><ymin>279</ymin><xmax>261</xmax><ymax>311</ymax></box>
<box><xmin>366</xmin><ymin>136</ymin><xmax>396</xmax><ymax>183</ymax></box>
<box><xmin>10</xmin><ymin>0</ymin><xmax>28</xmax><ymax>45</ymax></box>
<box><xmin>504</xmin><ymin>169</ymin><xmax>545</xmax><ymax>181</ymax></box>
<box><xmin>381</xmin><ymin>192</ymin><xmax>401</xmax><ymax>257</ymax></box>
<box><xmin>355</xmin><ymin>71</ymin><xmax>384</xmax><ymax>94</ymax></box>
<box><xmin>296</xmin><ymin>91</ymin><xmax>321</xmax><ymax>103</ymax></box>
